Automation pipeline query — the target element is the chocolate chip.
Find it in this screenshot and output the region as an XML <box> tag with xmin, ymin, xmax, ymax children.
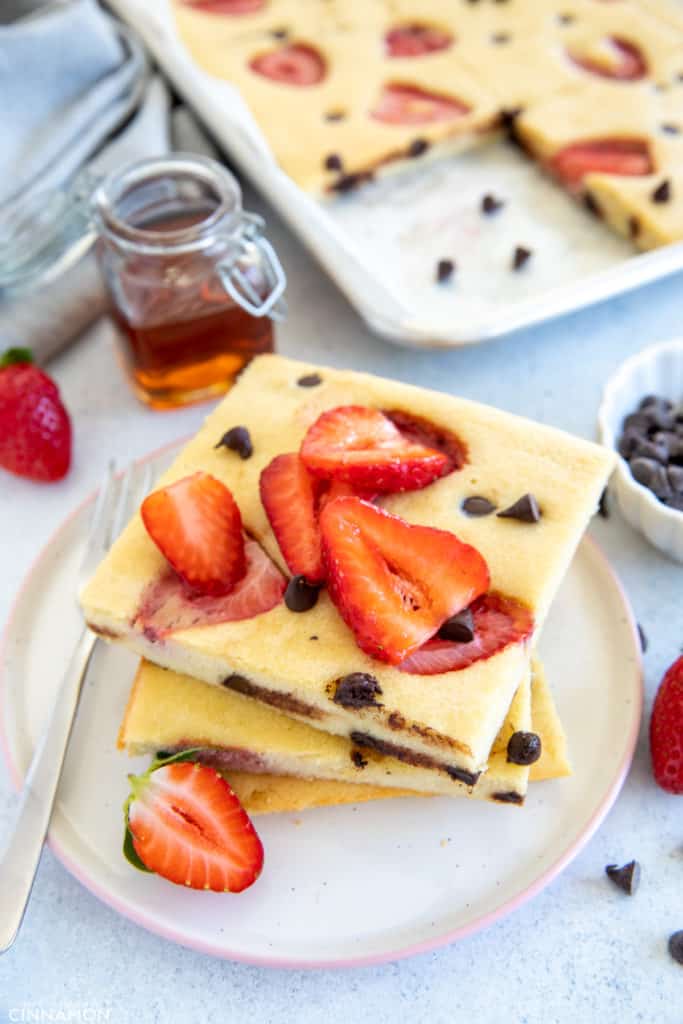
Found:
<box><xmin>640</xmin><ymin>394</ymin><xmax>673</xmax><ymax>411</ymax></box>
<box><xmin>215</xmin><ymin>425</ymin><xmax>253</xmax><ymax>459</ymax></box>
<box><xmin>444</xmin><ymin>765</ymin><xmax>481</xmax><ymax>786</ymax></box>
<box><xmin>497</xmin><ymin>493</ymin><xmax>541</xmax><ymax>523</ymax></box>
<box><xmin>632</xmin><ymin>438</ymin><xmax>668</xmax><ymax>463</ymax></box>
<box><xmin>492</xmin><ymin>790</ymin><xmax>523</xmax><ymax>804</ymax></box>
<box><xmin>661</xmin><ymin>123</ymin><xmax>681</xmax><ymax>134</ymax></box>
<box><xmin>666</xmin><ymin>494</ymin><xmax>683</xmax><ymax>511</ymax></box>
<box><xmin>324</xmin><ymin>110</ymin><xmax>346</xmax><ymax>122</ymax></box>
<box><xmin>618</xmin><ymin>428</ymin><xmax>643</xmax><ymax>459</ymax></box>
<box><xmin>284</xmin><ymin>575</ymin><xmax>321</xmax><ymax>612</ymax></box>
<box><xmin>629</xmin><ymin>456</ymin><xmax>659</xmax><ymax>488</ymax></box>
<box><xmin>605</xmin><ymin>860</ymin><xmax>641</xmax><ymax>896</ymax></box>
<box><xmin>557</xmin><ymin>12</ymin><xmax>574</xmax><ymax>24</ymax></box>
<box><xmin>512</xmin><ymin>245</ymin><xmax>532</xmax><ymax>271</ymax></box>
<box><xmin>436</xmin><ymin>258</ymin><xmax>455</xmax><ymax>283</ymax></box>
<box><xmin>598</xmin><ymin>488</ymin><xmax>610</xmax><ymax>519</ymax></box>
<box><xmin>637</xmin><ymin>624</ymin><xmax>648</xmax><ymax>653</ymax></box>
<box><xmin>333</xmin><ymin>672</ymin><xmax>383</xmax><ymax>708</ymax></box>
<box><xmin>584</xmin><ymin>192</ymin><xmax>602</xmax><ymax>219</ymax></box>
<box><xmin>628</xmin><ymin>215</ymin><xmax>641</xmax><ymax>239</ymax></box>
<box><xmin>668</xmin><ymin>931</ymin><xmax>683</xmax><ymax>965</ymax></box>
<box><xmin>297</xmin><ymin>372</ymin><xmax>322</xmax><ymax>387</ymax></box>
<box><xmin>438</xmin><ymin>608</ymin><xmax>475</xmax><ymax>643</ymax></box>
<box><xmin>332</xmin><ymin>171</ymin><xmax>375</xmax><ymax>194</ymax></box>
<box><xmin>491</xmin><ymin>31</ymin><xmax>511</xmax><ymax>44</ymax></box>
<box><xmin>501</xmin><ymin>107</ymin><xmax>523</xmax><ymax>144</ymax></box>
<box><xmin>350</xmin><ymin>749</ymin><xmax>368</xmax><ymax>769</ymax></box>
<box><xmin>481</xmin><ymin>193</ymin><xmax>505</xmax><ymax>215</ymax></box>
<box><xmin>623</xmin><ymin>411</ymin><xmax>653</xmax><ymax>433</ymax></box>
<box><xmin>309</xmin><ymin>634</ymin><xmax>319</xmax><ymax>640</ymax></box>
<box><xmin>324</xmin><ymin>152</ymin><xmax>343</xmax><ymax>172</ymax></box>
<box><xmin>462</xmin><ymin>495</ymin><xmax>496</xmax><ymax>517</ymax></box>
<box><xmin>271</xmin><ymin>27</ymin><xmax>288</xmax><ymax>39</ymax></box>
<box><xmin>668</xmin><ymin>465</ymin><xmax>683</xmax><ymax>492</ymax></box>
<box><xmin>507</xmin><ymin>731</ymin><xmax>542</xmax><ymax>765</ymax></box>
<box><xmin>407</xmin><ymin>138</ymin><xmax>429</xmax><ymax>158</ymax></box>
<box><xmin>649</xmin><ymin>464</ymin><xmax>673</xmax><ymax>500</ymax></box>
<box><xmin>651</xmin><ymin>179</ymin><xmax>672</xmax><ymax>203</ymax></box>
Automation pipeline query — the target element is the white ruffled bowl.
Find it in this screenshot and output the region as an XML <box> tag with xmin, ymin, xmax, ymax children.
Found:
<box><xmin>598</xmin><ymin>338</ymin><xmax>683</xmax><ymax>563</ymax></box>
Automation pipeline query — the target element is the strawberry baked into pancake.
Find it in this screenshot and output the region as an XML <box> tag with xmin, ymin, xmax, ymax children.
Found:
<box><xmin>81</xmin><ymin>356</ymin><xmax>613</xmax><ymax>784</ymax></box>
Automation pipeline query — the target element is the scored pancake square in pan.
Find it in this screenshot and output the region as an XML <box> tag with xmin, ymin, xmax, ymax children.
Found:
<box><xmin>80</xmin><ymin>355</ymin><xmax>613</xmax><ymax>781</ymax></box>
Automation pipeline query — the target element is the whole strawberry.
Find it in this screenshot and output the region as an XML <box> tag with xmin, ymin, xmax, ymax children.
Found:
<box><xmin>650</xmin><ymin>655</ymin><xmax>683</xmax><ymax>794</ymax></box>
<box><xmin>0</xmin><ymin>348</ymin><xmax>71</xmax><ymax>482</ymax></box>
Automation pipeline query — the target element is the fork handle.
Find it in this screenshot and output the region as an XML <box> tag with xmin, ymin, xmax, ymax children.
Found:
<box><xmin>0</xmin><ymin>626</ymin><xmax>96</xmax><ymax>953</ymax></box>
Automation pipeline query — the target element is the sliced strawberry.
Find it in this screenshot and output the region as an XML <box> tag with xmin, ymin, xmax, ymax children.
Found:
<box><xmin>141</xmin><ymin>472</ymin><xmax>247</xmax><ymax>597</ymax></box>
<box><xmin>550</xmin><ymin>138</ymin><xmax>653</xmax><ymax>188</ymax></box>
<box><xmin>301</xmin><ymin>405</ymin><xmax>453</xmax><ymax>493</ymax></box>
<box><xmin>182</xmin><ymin>0</ymin><xmax>265</xmax><ymax>12</ymax></box>
<box><xmin>249</xmin><ymin>43</ymin><xmax>326</xmax><ymax>86</ymax></box>
<box><xmin>399</xmin><ymin>593</ymin><xmax>533</xmax><ymax>675</ymax></box>
<box><xmin>371</xmin><ymin>83</ymin><xmax>470</xmax><ymax>125</ymax></box>
<box><xmin>135</xmin><ymin>537</ymin><xmax>285</xmax><ymax>639</ymax></box>
<box><xmin>260</xmin><ymin>453</ymin><xmax>364</xmax><ymax>583</ymax></box>
<box><xmin>125</xmin><ymin>759</ymin><xmax>263</xmax><ymax>892</ymax></box>
<box><xmin>320</xmin><ymin>497</ymin><xmax>489</xmax><ymax>664</ymax></box>
<box><xmin>260</xmin><ymin>453</ymin><xmax>324</xmax><ymax>583</ymax></box>
<box><xmin>568</xmin><ymin>37</ymin><xmax>647</xmax><ymax>81</ymax></box>
<box><xmin>386</xmin><ymin>24</ymin><xmax>453</xmax><ymax>58</ymax></box>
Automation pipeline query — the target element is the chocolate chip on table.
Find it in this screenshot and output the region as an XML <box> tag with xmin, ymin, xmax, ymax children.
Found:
<box><xmin>407</xmin><ymin>138</ymin><xmax>429</xmax><ymax>158</ymax></box>
<box><xmin>507</xmin><ymin>731</ymin><xmax>542</xmax><ymax>765</ymax></box>
<box><xmin>637</xmin><ymin>623</ymin><xmax>648</xmax><ymax>652</ymax></box>
<box><xmin>215</xmin><ymin>425</ymin><xmax>253</xmax><ymax>460</ymax></box>
<box><xmin>297</xmin><ymin>372</ymin><xmax>322</xmax><ymax>387</ymax></box>
<box><xmin>436</xmin><ymin>258</ymin><xmax>455</xmax><ymax>283</ymax></box>
<box><xmin>512</xmin><ymin>245</ymin><xmax>532</xmax><ymax>271</ymax></box>
<box><xmin>651</xmin><ymin>179</ymin><xmax>672</xmax><ymax>203</ymax></box>
<box><xmin>284</xmin><ymin>575</ymin><xmax>321</xmax><ymax>612</ymax></box>
<box><xmin>462</xmin><ymin>495</ymin><xmax>497</xmax><ymax>517</ymax></box>
<box><xmin>333</xmin><ymin>672</ymin><xmax>383</xmax><ymax>708</ymax></box>
<box><xmin>438</xmin><ymin>608</ymin><xmax>475</xmax><ymax>643</ymax></box>
<box><xmin>605</xmin><ymin>860</ymin><xmax>641</xmax><ymax>896</ymax></box>
<box><xmin>481</xmin><ymin>192</ymin><xmax>505</xmax><ymax>215</ymax></box>
<box><xmin>497</xmin><ymin>493</ymin><xmax>541</xmax><ymax>523</ymax></box>
<box><xmin>669</xmin><ymin>931</ymin><xmax>683</xmax><ymax>965</ymax></box>
<box><xmin>324</xmin><ymin>152</ymin><xmax>343</xmax><ymax>172</ymax></box>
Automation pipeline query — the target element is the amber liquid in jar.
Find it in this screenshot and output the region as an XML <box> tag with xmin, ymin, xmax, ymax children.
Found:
<box><xmin>111</xmin><ymin>207</ymin><xmax>273</xmax><ymax>410</ymax></box>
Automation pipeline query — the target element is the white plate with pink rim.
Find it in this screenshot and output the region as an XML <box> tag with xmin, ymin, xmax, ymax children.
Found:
<box><xmin>0</xmin><ymin>441</ymin><xmax>642</xmax><ymax>968</ymax></box>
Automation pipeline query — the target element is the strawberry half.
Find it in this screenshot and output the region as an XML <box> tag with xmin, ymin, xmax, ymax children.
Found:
<box><xmin>301</xmin><ymin>405</ymin><xmax>453</xmax><ymax>494</ymax></box>
<box><xmin>399</xmin><ymin>593</ymin><xmax>533</xmax><ymax>675</ymax></box>
<box><xmin>141</xmin><ymin>472</ymin><xmax>247</xmax><ymax>597</ymax></box>
<box><xmin>124</xmin><ymin>755</ymin><xmax>264</xmax><ymax>892</ymax></box>
<box><xmin>135</xmin><ymin>537</ymin><xmax>285</xmax><ymax>639</ymax></box>
<box><xmin>250</xmin><ymin>43</ymin><xmax>326</xmax><ymax>86</ymax></box>
<box><xmin>386</xmin><ymin>24</ymin><xmax>453</xmax><ymax>58</ymax></box>
<box><xmin>550</xmin><ymin>139</ymin><xmax>653</xmax><ymax>188</ymax></box>
<box><xmin>650</xmin><ymin>655</ymin><xmax>683</xmax><ymax>794</ymax></box>
<box><xmin>371</xmin><ymin>83</ymin><xmax>470</xmax><ymax>125</ymax></box>
<box><xmin>568</xmin><ymin>37</ymin><xmax>647</xmax><ymax>81</ymax></box>
<box><xmin>259</xmin><ymin>453</ymin><xmax>360</xmax><ymax>584</ymax></box>
<box><xmin>320</xmin><ymin>497</ymin><xmax>490</xmax><ymax>664</ymax></box>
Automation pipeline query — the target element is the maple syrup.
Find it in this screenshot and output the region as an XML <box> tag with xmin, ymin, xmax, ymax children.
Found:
<box><xmin>92</xmin><ymin>156</ymin><xmax>285</xmax><ymax>409</ymax></box>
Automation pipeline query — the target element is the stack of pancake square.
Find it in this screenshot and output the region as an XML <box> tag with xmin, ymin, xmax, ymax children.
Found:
<box><xmin>81</xmin><ymin>356</ymin><xmax>613</xmax><ymax>815</ymax></box>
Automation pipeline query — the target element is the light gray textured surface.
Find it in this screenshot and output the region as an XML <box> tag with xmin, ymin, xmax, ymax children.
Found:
<box><xmin>0</xmin><ymin>181</ymin><xmax>681</xmax><ymax>1023</ymax></box>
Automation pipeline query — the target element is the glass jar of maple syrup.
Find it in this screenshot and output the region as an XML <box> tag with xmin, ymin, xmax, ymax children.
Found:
<box><xmin>91</xmin><ymin>154</ymin><xmax>285</xmax><ymax>409</ymax></box>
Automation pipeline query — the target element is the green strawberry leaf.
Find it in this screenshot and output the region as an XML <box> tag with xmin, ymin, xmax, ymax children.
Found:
<box><xmin>123</xmin><ymin>821</ymin><xmax>152</xmax><ymax>873</ymax></box>
<box><xmin>121</xmin><ymin>750</ymin><xmax>205</xmax><ymax>875</ymax></box>
<box><xmin>0</xmin><ymin>347</ymin><xmax>33</xmax><ymax>368</ymax></box>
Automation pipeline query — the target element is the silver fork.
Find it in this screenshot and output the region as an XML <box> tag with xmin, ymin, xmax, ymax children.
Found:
<box><xmin>0</xmin><ymin>459</ymin><xmax>152</xmax><ymax>954</ymax></box>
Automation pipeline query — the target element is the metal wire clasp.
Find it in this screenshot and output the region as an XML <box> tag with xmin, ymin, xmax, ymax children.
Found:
<box><xmin>218</xmin><ymin>212</ymin><xmax>287</xmax><ymax>322</ymax></box>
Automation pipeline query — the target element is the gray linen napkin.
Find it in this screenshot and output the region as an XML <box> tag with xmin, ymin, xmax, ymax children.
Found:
<box><xmin>0</xmin><ymin>0</ymin><xmax>223</xmax><ymax>363</ymax></box>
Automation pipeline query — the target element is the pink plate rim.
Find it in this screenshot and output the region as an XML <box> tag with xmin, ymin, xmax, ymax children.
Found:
<box><xmin>0</xmin><ymin>439</ymin><xmax>644</xmax><ymax>970</ymax></box>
